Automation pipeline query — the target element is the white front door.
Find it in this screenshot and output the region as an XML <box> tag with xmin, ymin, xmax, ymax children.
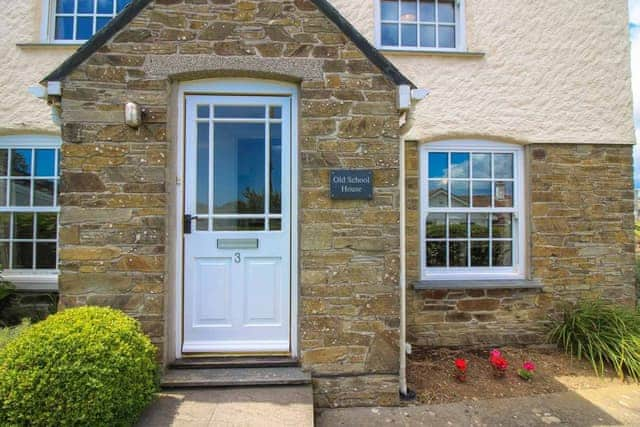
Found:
<box><xmin>183</xmin><ymin>95</ymin><xmax>292</xmax><ymax>354</ymax></box>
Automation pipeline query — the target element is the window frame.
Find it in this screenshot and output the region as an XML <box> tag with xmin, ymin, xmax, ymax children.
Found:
<box><xmin>41</xmin><ymin>0</ymin><xmax>130</xmax><ymax>44</ymax></box>
<box><xmin>375</xmin><ymin>0</ymin><xmax>466</xmax><ymax>52</ymax></box>
<box><xmin>419</xmin><ymin>140</ymin><xmax>526</xmax><ymax>281</ymax></box>
<box><xmin>0</xmin><ymin>135</ymin><xmax>61</xmax><ymax>291</ymax></box>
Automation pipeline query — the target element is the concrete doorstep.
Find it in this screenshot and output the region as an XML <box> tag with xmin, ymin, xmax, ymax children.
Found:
<box><xmin>137</xmin><ymin>385</ymin><xmax>314</xmax><ymax>427</ymax></box>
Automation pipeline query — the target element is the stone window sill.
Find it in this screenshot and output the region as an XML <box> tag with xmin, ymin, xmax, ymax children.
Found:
<box><xmin>379</xmin><ymin>49</ymin><xmax>485</xmax><ymax>58</ymax></box>
<box><xmin>412</xmin><ymin>279</ymin><xmax>543</xmax><ymax>291</ymax></box>
<box><xmin>4</xmin><ymin>273</ymin><xmax>59</xmax><ymax>292</ymax></box>
<box><xmin>16</xmin><ymin>43</ymin><xmax>83</xmax><ymax>49</ymax></box>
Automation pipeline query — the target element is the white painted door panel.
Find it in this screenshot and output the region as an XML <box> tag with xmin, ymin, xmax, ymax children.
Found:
<box><xmin>183</xmin><ymin>95</ymin><xmax>291</xmax><ymax>354</ymax></box>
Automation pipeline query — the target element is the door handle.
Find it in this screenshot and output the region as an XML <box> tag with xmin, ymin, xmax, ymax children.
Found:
<box><xmin>184</xmin><ymin>214</ymin><xmax>205</xmax><ymax>234</ymax></box>
<box><xmin>234</xmin><ymin>252</ymin><xmax>241</xmax><ymax>263</ymax></box>
<box><xmin>184</xmin><ymin>214</ymin><xmax>192</xmax><ymax>234</ymax></box>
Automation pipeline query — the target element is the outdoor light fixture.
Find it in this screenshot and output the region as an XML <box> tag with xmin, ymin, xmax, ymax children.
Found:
<box><xmin>125</xmin><ymin>102</ymin><xmax>141</xmax><ymax>128</ymax></box>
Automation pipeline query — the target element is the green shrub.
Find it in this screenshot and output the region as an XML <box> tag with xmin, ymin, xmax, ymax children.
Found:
<box><xmin>0</xmin><ymin>319</ymin><xmax>30</xmax><ymax>350</ymax></box>
<box><xmin>0</xmin><ymin>306</ymin><xmax>159</xmax><ymax>426</ymax></box>
<box><xmin>548</xmin><ymin>299</ymin><xmax>640</xmax><ymax>381</ymax></box>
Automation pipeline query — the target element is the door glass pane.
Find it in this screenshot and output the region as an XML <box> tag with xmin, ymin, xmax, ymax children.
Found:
<box><xmin>381</xmin><ymin>0</ymin><xmax>399</xmax><ymax>20</ymax></box>
<box><xmin>196</xmin><ymin>218</ymin><xmax>208</xmax><ymax>232</ymax></box>
<box><xmin>270</xmin><ymin>123</ymin><xmax>282</xmax><ymax>214</ymax></box>
<box><xmin>213</xmin><ymin>218</ymin><xmax>265</xmax><ymax>231</ymax></box>
<box><xmin>11</xmin><ymin>149</ymin><xmax>31</xmax><ymax>176</ymax></box>
<box><xmin>214</xmin><ymin>123</ymin><xmax>265</xmax><ymax>214</ymax></box>
<box><xmin>196</xmin><ymin>122</ymin><xmax>209</xmax><ymax>218</ymax></box>
<box><xmin>197</xmin><ymin>105</ymin><xmax>210</xmax><ymax>119</ymax></box>
<box><xmin>214</xmin><ymin>106</ymin><xmax>265</xmax><ymax>119</ymax></box>
<box><xmin>269</xmin><ymin>218</ymin><xmax>282</xmax><ymax>231</ymax></box>
<box><xmin>426</xmin><ymin>213</ymin><xmax>445</xmax><ymax>238</ymax></box>
<box><xmin>270</xmin><ymin>106</ymin><xmax>282</xmax><ymax>119</ymax></box>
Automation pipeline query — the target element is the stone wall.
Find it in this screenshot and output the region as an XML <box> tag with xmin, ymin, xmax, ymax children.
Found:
<box><xmin>57</xmin><ymin>0</ymin><xmax>400</xmax><ymax>407</ymax></box>
<box><xmin>406</xmin><ymin>142</ymin><xmax>635</xmax><ymax>348</ymax></box>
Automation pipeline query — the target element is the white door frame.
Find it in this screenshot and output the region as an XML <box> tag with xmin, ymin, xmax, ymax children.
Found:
<box><xmin>174</xmin><ymin>78</ymin><xmax>299</xmax><ymax>360</ymax></box>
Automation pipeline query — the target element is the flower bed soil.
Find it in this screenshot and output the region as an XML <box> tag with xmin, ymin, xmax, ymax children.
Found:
<box><xmin>407</xmin><ymin>346</ymin><xmax>625</xmax><ymax>405</ymax></box>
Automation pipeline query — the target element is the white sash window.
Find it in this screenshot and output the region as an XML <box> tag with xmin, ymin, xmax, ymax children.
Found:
<box><xmin>43</xmin><ymin>0</ymin><xmax>133</xmax><ymax>43</ymax></box>
<box><xmin>420</xmin><ymin>141</ymin><xmax>525</xmax><ymax>280</ymax></box>
<box><xmin>0</xmin><ymin>136</ymin><xmax>61</xmax><ymax>290</ymax></box>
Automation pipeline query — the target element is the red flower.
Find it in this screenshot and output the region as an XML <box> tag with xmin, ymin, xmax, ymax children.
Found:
<box><xmin>490</xmin><ymin>355</ymin><xmax>509</xmax><ymax>371</ymax></box>
<box><xmin>523</xmin><ymin>361</ymin><xmax>536</xmax><ymax>372</ymax></box>
<box><xmin>455</xmin><ymin>358</ymin><xmax>468</xmax><ymax>372</ymax></box>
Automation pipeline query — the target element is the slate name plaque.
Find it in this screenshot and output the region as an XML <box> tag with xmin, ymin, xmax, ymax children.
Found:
<box><xmin>330</xmin><ymin>170</ymin><xmax>373</xmax><ymax>200</ymax></box>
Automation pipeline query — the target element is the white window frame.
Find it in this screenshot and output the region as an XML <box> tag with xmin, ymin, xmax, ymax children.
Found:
<box><xmin>0</xmin><ymin>135</ymin><xmax>61</xmax><ymax>291</ymax></box>
<box><xmin>375</xmin><ymin>0</ymin><xmax>466</xmax><ymax>52</ymax></box>
<box><xmin>40</xmin><ymin>0</ymin><xmax>129</xmax><ymax>44</ymax></box>
<box><xmin>419</xmin><ymin>140</ymin><xmax>526</xmax><ymax>281</ymax></box>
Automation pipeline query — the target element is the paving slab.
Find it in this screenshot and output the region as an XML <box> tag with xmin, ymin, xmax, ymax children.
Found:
<box><xmin>316</xmin><ymin>384</ymin><xmax>640</xmax><ymax>426</ymax></box>
<box><xmin>137</xmin><ymin>385</ymin><xmax>314</xmax><ymax>427</ymax></box>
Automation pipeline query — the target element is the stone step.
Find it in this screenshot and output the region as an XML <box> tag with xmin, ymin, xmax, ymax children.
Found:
<box><xmin>161</xmin><ymin>366</ymin><xmax>312</xmax><ymax>388</ymax></box>
<box><xmin>170</xmin><ymin>356</ymin><xmax>298</xmax><ymax>369</ymax></box>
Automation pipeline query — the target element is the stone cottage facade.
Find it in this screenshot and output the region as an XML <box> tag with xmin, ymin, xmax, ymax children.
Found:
<box><xmin>24</xmin><ymin>0</ymin><xmax>638</xmax><ymax>408</ymax></box>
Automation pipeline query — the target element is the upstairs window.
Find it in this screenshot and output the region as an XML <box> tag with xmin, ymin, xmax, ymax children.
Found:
<box><xmin>50</xmin><ymin>0</ymin><xmax>133</xmax><ymax>42</ymax></box>
<box><xmin>378</xmin><ymin>0</ymin><xmax>464</xmax><ymax>50</ymax></box>
<box><xmin>420</xmin><ymin>141</ymin><xmax>525</xmax><ymax>280</ymax></box>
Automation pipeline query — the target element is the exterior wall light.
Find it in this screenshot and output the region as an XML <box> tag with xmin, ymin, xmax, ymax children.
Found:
<box><xmin>125</xmin><ymin>102</ymin><xmax>142</xmax><ymax>128</ymax></box>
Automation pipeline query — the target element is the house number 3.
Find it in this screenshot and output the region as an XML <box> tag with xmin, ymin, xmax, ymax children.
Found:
<box><xmin>234</xmin><ymin>253</ymin><xmax>241</xmax><ymax>263</ymax></box>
